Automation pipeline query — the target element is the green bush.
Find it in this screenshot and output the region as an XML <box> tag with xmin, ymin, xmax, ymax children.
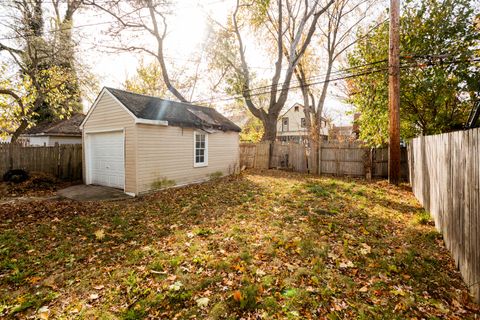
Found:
<box><xmin>151</xmin><ymin>178</ymin><xmax>175</xmax><ymax>190</ymax></box>
<box><xmin>415</xmin><ymin>210</ymin><xmax>431</xmax><ymax>225</ymax></box>
<box><xmin>209</xmin><ymin>171</ymin><xmax>223</xmax><ymax>180</ymax></box>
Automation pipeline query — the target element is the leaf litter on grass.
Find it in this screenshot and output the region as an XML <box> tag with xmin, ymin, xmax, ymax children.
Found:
<box><xmin>0</xmin><ymin>170</ymin><xmax>478</xmax><ymax>319</ymax></box>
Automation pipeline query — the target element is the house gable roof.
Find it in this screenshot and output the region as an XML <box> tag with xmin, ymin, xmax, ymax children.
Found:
<box><xmin>279</xmin><ymin>103</ymin><xmax>328</xmax><ymax>121</ymax></box>
<box><xmin>24</xmin><ymin>113</ymin><xmax>85</xmax><ymax>136</ymax></box>
<box><xmin>101</xmin><ymin>87</ymin><xmax>241</xmax><ymax>132</ymax></box>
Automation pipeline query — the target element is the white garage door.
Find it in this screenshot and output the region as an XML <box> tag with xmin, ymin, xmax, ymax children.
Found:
<box><xmin>88</xmin><ymin>131</ymin><xmax>124</xmax><ymax>189</ymax></box>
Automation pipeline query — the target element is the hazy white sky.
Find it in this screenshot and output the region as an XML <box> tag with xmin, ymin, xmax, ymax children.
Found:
<box><xmin>1</xmin><ymin>0</ymin><xmax>355</xmax><ymax>125</ymax></box>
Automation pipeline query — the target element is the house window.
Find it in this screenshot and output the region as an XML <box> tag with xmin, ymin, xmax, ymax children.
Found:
<box><xmin>301</xmin><ymin>118</ymin><xmax>306</xmax><ymax>127</ymax></box>
<box><xmin>282</xmin><ymin>117</ymin><xmax>289</xmax><ymax>131</ymax></box>
<box><xmin>294</xmin><ymin>106</ymin><xmax>299</xmax><ymax>112</ymax></box>
<box><xmin>194</xmin><ymin>132</ymin><xmax>208</xmax><ymax>167</ymax></box>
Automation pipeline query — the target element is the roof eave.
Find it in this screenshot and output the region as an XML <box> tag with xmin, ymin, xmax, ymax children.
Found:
<box><xmin>22</xmin><ymin>133</ymin><xmax>82</xmax><ymax>137</ymax></box>
<box><xmin>135</xmin><ymin>119</ymin><xmax>169</xmax><ymax>126</ymax></box>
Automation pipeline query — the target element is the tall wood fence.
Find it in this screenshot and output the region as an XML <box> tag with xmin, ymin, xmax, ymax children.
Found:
<box><xmin>409</xmin><ymin>128</ymin><xmax>479</xmax><ymax>303</ymax></box>
<box><xmin>240</xmin><ymin>141</ymin><xmax>408</xmax><ymax>179</ymax></box>
<box><xmin>0</xmin><ymin>143</ymin><xmax>82</xmax><ymax>180</ymax></box>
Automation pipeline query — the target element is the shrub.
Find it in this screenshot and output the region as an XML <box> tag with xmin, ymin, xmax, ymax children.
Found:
<box><xmin>209</xmin><ymin>171</ymin><xmax>223</xmax><ymax>180</ymax></box>
<box><xmin>415</xmin><ymin>210</ymin><xmax>431</xmax><ymax>225</ymax></box>
<box><xmin>151</xmin><ymin>178</ymin><xmax>175</xmax><ymax>190</ymax></box>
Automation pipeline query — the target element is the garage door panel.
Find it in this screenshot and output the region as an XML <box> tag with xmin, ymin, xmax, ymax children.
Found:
<box><xmin>88</xmin><ymin>131</ymin><xmax>124</xmax><ymax>189</ymax></box>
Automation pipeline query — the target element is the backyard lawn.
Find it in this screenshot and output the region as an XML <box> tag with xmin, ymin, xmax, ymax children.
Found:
<box><xmin>0</xmin><ymin>170</ymin><xmax>478</xmax><ymax>319</ymax></box>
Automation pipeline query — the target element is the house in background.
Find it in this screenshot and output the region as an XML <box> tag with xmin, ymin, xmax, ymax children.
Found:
<box><xmin>328</xmin><ymin>113</ymin><xmax>361</xmax><ymax>141</ymax></box>
<box><xmin>19</xmin><ymin>113</ymin><xmax>85</xmax><ymax>146</ymax></box>
<box><xmin>80</xmin><ymin>87</ymin><xmax>241</xmax><ymax>196</ymax></box>
<box><xmin>276</xmin><ymin>103</ymin><xmax>329</xmax><ymax>143</ymax></box>
<box><xmin>328</xmin><ymin>125</ymin><xmax>354</xmax><ymax>141</ymax></box>
<box><xmin>0</xmin><ymin>130</ymin><xmax>12</xmax><ymax>143</ymax></box>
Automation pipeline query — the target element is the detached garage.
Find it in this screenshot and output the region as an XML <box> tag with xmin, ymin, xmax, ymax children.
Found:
<box><xmin>80</xmin><ymin>87</ymin><xmax>241</xmax><ymax>196</ymax></box>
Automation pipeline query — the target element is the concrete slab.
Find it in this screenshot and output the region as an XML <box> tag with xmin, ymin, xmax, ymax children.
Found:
<box><xmin>58</xmin><ymin>185</ymin><xmax>133</xmax><ymax>201</ymax></box>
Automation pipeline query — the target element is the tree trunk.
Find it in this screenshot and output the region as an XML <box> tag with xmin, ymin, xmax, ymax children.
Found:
<box><xmin>262</xmin><ymin>115</ymin><xmax>278</xmax><ymax>142</ymax></box>
<box><xmin>10</xmin><ymin>120</ymin><xmax>28</xmax><ymax>143</ymax></box>
<box><xmin>311</xmin><ymin>139</ymin><xmax>319</xmax><ymax>175</ymax></box>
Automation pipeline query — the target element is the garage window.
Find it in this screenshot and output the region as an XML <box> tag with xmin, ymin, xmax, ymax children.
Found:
<box><xmin>194</xmin><ymin>131</ymin><xmax>208</xmax><ymax>167</ymax></box>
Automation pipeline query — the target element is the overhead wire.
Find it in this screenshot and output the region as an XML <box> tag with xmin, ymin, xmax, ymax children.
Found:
<box><xmin>191</xmin><ymin>56</ymin><xmax>480</xmax><ymax>105</ymax></box>
<box><xmin>0</xmin><ymin>0</ymin><xmax>227</xmax><ymax>41</ymax></box>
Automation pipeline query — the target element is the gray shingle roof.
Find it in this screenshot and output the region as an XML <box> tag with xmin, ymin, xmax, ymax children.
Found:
<box><xmin>24</xmin><ymin>113</ymin><xmax>85</xmax><ymax>136</ymax></box>
<box><xmin>105</xmin><ymin>88</ymin><xmax>241</xmax><ymax>132</ymax></box>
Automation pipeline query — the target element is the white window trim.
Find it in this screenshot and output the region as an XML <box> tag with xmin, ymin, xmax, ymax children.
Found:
<box><xmin>193</xmin><ymin>131</ymin><xmax>208</xmax><ymax>167</ymax></box>
<box><xmin>282</xmin><ymin>117</ymin><xmax>289</xmax><ymax>132</ymax></box>
<box><xmin>301</xmin><ymin>117</ymin><xmax>306</xmax><ymax>128</ymax></box>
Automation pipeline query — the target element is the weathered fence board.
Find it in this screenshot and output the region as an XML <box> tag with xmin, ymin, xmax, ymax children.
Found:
<box><xmin>409</xmin><ymin>128</ymin><xmax>480</xmax><ymax>303</ymax></box>
<box><xmin>0</xmin><ymin>143</ymin><xmax>82</xmax><ymax>180</ymax></box>
<box><xmin>320</xmin><ymin>142</ymin><xmax>366</xmax><ymax>176</ymax></box>
<box><xmin>271</xmin><ymin>143</ymin><xmax>308</xmax><ymax>172</ymax></box>
<box><xmin>241</xmin><ymin>141</ymin><xmax>408</xmax><ymax>180</ymax></box>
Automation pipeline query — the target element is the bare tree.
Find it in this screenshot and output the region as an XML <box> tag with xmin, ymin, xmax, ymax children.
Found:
<box><xmin>231</xmin><ymin>0</ymin><xmax>334</xmax><ymax>142</ymax></box>
<box><xmin>87</xmin><ymin>0</ymin><xmax>190</xmax><ymax>102</ymax></box>
<box><xmin>292</xmin><ymin>0</ymin><xmax>379</xmax><ymax>173</ymax></box>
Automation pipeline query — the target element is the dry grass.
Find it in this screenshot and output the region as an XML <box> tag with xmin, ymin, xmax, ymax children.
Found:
<box><xmin>0</xmin><ymin>170</ymin><xmax>478</xmax><ymax>319</ymax></box>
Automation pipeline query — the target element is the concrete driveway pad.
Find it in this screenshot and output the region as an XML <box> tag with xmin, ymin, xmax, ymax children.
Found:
<box><xmin>58</xmin><ymin>185</ymin><xmax>133</xmax><ymax>201</ymax></box>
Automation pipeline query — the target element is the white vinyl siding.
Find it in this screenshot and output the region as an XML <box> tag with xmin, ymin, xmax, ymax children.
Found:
<box><xmin>82</xmin><ymin>92</ymin><xmax>137</xmax><ymax>194</ymax></box>
<box><xmin>136</xmin><ymin>125</ymin><xmax>239</xmax><ymax>194</ymax></box>
<box><xmin>83</xmin><ymin>89</ymin><xmax>240</xmax><ymax>195</ymax></box>
<box><xmin>277</xmin><ymin>104</ymin><xmax>329</xmax><ymax>138</ymax></box>
<box><xmin>26</xmin><ymin>135</ymin><xmax>82</xmax><ymax>146</ymax></box>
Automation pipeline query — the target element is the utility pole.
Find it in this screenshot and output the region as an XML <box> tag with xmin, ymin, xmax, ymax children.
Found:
<box><xmin>388</xmin><ymin>0</ymin><xmax>401</xmax><ymax>185</ymax></box>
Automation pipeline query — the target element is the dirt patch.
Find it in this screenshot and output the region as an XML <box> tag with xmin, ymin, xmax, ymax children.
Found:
<box><xmin>0</xmin><ymin>172</ymin><xmax>80</xmax><ymax>199</ymax></box>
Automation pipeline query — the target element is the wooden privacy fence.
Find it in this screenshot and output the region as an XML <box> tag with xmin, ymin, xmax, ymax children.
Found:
<box><xmin>409</xmin><ymin>128</ymin><xmax>480</xmax><ymax>303</ymax></box>
<box><xmin>240</xmin><ymin>141</ymin><xmax>408</xmax><ymax>179</ymax></box>
<box><xmin>0</xmin><ymin>143</ymin><xmax>83</xmax><ymax>180</ymax></box>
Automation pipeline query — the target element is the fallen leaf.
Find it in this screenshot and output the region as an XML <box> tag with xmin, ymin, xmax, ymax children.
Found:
<box><xmin>359</xmin><ymin>243</ymin><xmax>371</xmax><ymax>255</ymax></box>
<box><xmin>339</xmin><ymin>260</ymin><xmax>354</xmax><ymax>268</ymax></box>
<box><xmin>233</xmin><ymin>290</ymin><xmax>242</xmax><ymax>301</ymax></box>
<box><xmin>255</xmin><ymin>269</ymin><xmax>266</xmax><ymax>276</ymax></box>
<box><xmin>94</xmin><ymin>229</ymin><xmax>105</xmax><ymax>240</ymax></box>
<box><xmin>196</xmin><ymin>297</ymin><xmax>209</xmax><ymax>307</ymax></box>
<box><xmin>169</xmin><ymin>281</ymin><xmax>183</xmax><ymax>291</ymax></box>
<box><xmin>89</xmin><ymin>293</ymin><xmax>99</xmax><ymax>301</ymax></box>
<box><xmin>38</xmin><ymin>306</ymin><xmax>49</xmax><ymax>320</ymax></box>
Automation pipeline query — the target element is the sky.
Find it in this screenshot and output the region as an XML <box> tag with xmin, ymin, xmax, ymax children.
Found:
<box><xmin>1</xmin><ymin>0</ymin><xmax>356</xmax><ymax>126</ymax></box>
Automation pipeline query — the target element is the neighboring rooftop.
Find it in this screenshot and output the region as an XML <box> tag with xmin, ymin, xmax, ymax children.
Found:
<box><xmin>105</xmin><ymin>87</ymin><xmax>241</xmax><ymax>132</ymax></box>
<box><xmin>24</xmin><ymin>113</ymin><xmax>85</xmax><ymax>136</ymax></box>
<box><xmin>279</xmin><ymin>103</ymin><xmax>328</xmax><ymax>121</ymax></box>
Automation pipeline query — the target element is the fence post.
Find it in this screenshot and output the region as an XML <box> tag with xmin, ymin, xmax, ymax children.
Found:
<box><xmin>55</xmin><ymin>142</ymin><xmax>60</xmax><ymax>177</ymax></box>
<box><xmin>268</xmin><ymin>141</ymin><xmax>273</xmax><ymax>169</ymax></box>
<box><xmin>364</xmin><ymin>148</ymin><xmax>373</xmax><ymax>180</ymax></box>
<box><xmin>8</xmin><ymin>143</ymin><xmax>13</xmax><ymax>170</ymax></box>
<box><xmin>318</xmin><ymin>142</ymin><xmax>322</xmax><ymax>175</ymax></box>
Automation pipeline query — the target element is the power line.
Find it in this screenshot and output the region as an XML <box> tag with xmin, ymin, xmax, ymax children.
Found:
<box><xmin>192</xmin><ymin>59</ymin><xmax>391</xmax><ymax>104</ymax></box>
<box><xmin>0</xmin><ymin>18</ymin><xmax>131</xmax><ymax>42</ymax></box>
<box><xmin>0</xmin><ymin>0</ymin><xmax>226</xmax><ymax>41</ymax></box>
<box><xmin>192</xmin><ymin>57</ymin><xmax>480</xmax><ymax>105</ymax></box>
<box><xmin>193</xmin><ymin>54</ymin><xmax>480</xmax><ymax>104</ymax></box>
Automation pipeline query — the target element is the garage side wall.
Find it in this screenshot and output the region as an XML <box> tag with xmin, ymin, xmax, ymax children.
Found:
<box><xmin>136</xmin><ymin>125</ymin><xmax>239</xmax><ymax>194</ymax></box>
<box><xmin>82</xmin><ymin>93</ymin><xmax>137</xmax><ymax>194</ymax></box>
